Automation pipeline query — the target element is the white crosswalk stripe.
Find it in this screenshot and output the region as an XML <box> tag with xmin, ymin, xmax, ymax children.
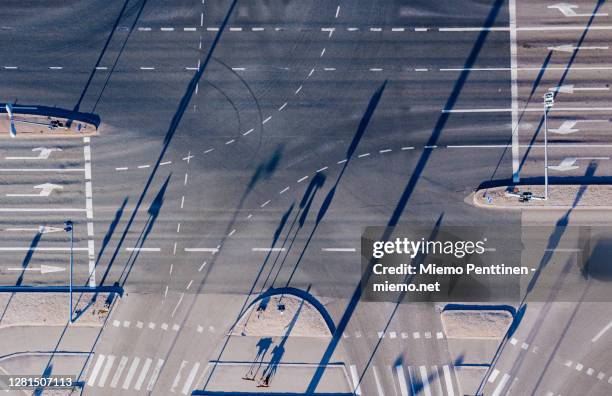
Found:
<box><xmin>98</xmin><ymin>355</ymin><xmax>115</xmax><ymax>387</ymax></box>
<box><xmin>395</xmin><ymin>365</ymin><xmax>409</xmax><ymax>396</ymax></box>
<box><xmin>349</xmin><ymin>364</ymin><xmax>362</xmax><ymax>395</ymax></box>
<box><xmin>443</xmin><ymin>365</ymin><xmax>455</xmax><ymax>396</ymax></box>
<box><xmin>147</xmin><ymin>358</ymin><xmax>165</xmax><ymax>391</ymax></box>
<box><xmin>419</xmin><ymin>365</ymin><xmax>433</xmax><ymax>396</ymax></box>
<box><xmin>172</xmin><ymin>360</ymin><xmax>189</xmax><ymax>393</ymax></box>
<box><xmin>87</xmin><ymin>355</ymin><xmax>105</xmax><ymax>386</ymax></box>
<box><xmin>110</xmin><ymin>356</ymin><xmax>128</xmax><ymax>388</ymax></box>
<box><xmin>492</xmin><ymin>373</ymin><xmax>511</xmax><ymax>396</ymax></box>
<box><xmin>372</xmin><ymin>366</ymin><xmax>385</xmax><ymax>396</ymax></box>
<box><xmin>122</xmin><ymin>357</ymin><xmax>141</xmax><ymax>390</ymax></box>
<box><xmin>182</xmin><ymin>362</ymin><xmax>201</xmax><ymax>395</ymax></box>
<box><xmin>134</xmin><ymin>358</ymin><xmax>152</xmax><ymax>390</ymax></box>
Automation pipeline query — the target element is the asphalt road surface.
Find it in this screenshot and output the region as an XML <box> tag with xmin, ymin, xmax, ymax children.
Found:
<box><xmin>1</xmin><ymin>0</ymin><xmax>612</xmax><ymax>395</ymax></box>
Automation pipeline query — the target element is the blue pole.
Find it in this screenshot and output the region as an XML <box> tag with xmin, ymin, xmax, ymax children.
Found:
<box><xmin>69</xmin><ymin>225</ymin><xmax>73</xmax><ymax>322</ymax></box>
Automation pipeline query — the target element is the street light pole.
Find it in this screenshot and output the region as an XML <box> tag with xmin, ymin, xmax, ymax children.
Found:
<box><xmin>64</xmin><ymin>220</ymin><xmax>74</xmax><ymax>322</ymax></box>
<box><xmin>543</xmin><ymin>92</ymin><xmax>554</xmax><ymax>201</ymax></box>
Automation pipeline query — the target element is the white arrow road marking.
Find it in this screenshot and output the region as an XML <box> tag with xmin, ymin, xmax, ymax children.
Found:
<box><xmin>5</xmin><ymin>225</ymin><xmax>64</xmax><ymax>233</ymax></box>
<box><xmin>6</xmin><ymin>183</ymin><xmax>62</xmax><ymax>197</ymax></box>
<box><xmin>6</xmin><ymin>265</ymin><xmax>66</xmax><ymax>274</ymax></box>
<box><xmin>548</xmin><ymin>3</ymin><xmax>608</xmax><ymax>17</ymax></box>
<box><xmin>549</xmin><ymin>156</ymin><xmax>609</xmax><ymax>171</ymax></box>
<box><xmin>550</xmin><ymin>119</ymin><xmax>608</xmax><ymax>134</ymax></box>
<box><xmin>5</xmin><ymin>147</ymin><xmax>62</xmax><ymax>160</ymax></box>
<box><xmin>549</xmin><ymin>84</ymin><xmax>610</xmax><ymax>94</ymax></box>
<box><xmin>548</xmin><ymin>44</ymin><xmax>609</xmax><ymax>52</ymax></box>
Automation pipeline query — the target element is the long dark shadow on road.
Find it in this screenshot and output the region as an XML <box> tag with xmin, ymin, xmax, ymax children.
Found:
<box><xmin>518</xmin><ymin>1</ymin><xmax>604</xmax><ymax>175</ymax></box>
<box><xmin>73</xmin><ymin>0</ymin><xmax>138</xmax><ymax>112</ymax></box>
<box><xmin>101</xmin><ymin>0</ymin><xmax>238</xmax><ymax>290</ymax></box>
<box><xmin>475</xmin><ymin>162</ymin><xmax>597</xmax><ymax>394</ymax></box>
<box><xmin>306</xmin><ymin>1</ymin><xmax>504</xmax><ymax>391</ymax></box>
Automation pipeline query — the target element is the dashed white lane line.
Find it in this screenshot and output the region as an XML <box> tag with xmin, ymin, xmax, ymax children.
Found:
<box><xmin>137</xmin><ymin>164</ymin><xmax>150</xmax><ymax>169</ymax></box>
<box><xmin>419</xmin><ymin>365</ymin><xmax>432</xmax><ymax>396</ymax></box>
<box><xmin>4</xmin><ymin>66</ymin><xmax>18</xmax><ymax>70</ymax></box>
<box><xmin>115</xmin><ymin>167</ymin><xmax>128</xmax><ymax>171</ymax></box>
<box><xmin>252</xmin><ymin>247</ymin><xmax>286</xmax><ymax>252</ymax></box>
<box><xmin>161</xmin><ymin>27</ymin><xmax>175</xmax><ymax>31</ymax></box>
<box><xmin>260</xmin><ymin>200</ymin><xmax>271</xmax><ymax>208</ymax></box>
<box><xmin>279</xmin><ymin>186</ymin><xmax>290</xmax><ymax>194</ymax></box>
<box><xmin>297</xmin><ymin>176</ymin><xmax>308</xmax><ymax>183</ymax></box>
<box><xmin>372</xmin><ymin>366</ymin><xmax>385</xmax><ymax>396</ymax></box>
<box><xmin>358</xmin><ymin>152</ymin><xmax>371</xmax><ymax>158</ymax></box>
<box><xmin>262</xmin><ymin>116</ymin><xmax>272</xmax><ymax>124</ymax></box>
<box><xmin>243</xmin><ymin>128</ymin><xmax>254</xmax><ymax>136</ymax></box>
<box><xmin>125</xmin><ymin>247</ymin><xmax>160</xmax><ymax>252</ymax></box>
<box><xmin>278</xmin><ymin>102</ymin><xmax>287</xmax><ymax>111</ymax></box>
<box><xmin>49</xmin><ymin>66</ymin><xmax>63</xmax><ymax>70</ymax></box>
<box><xmin>184</xmin><ymin>247</ymin><xmax>219</xmax><ymax>253</ymax></box>
<box><xmin>139</xmin><ymin>67</ymin><xmax>155</xmax><ymax>70</ymax></box>
<box><xmin>322</xmin><ymin>248</ymin><xmax>356</xmax><ymax>252</ymax></box>
<box><xmin>335</xmin><ymin>5</ymin><xmax>340</xmax><ymax>18</ymax></box>
<box><xmin>415</xmin><ymin>27</ymin><xmax>428</xmax><ymax>31</ymax></box>
<box><xmin>488</xmin><ymin>369</ymin><xmax>500</xmax><ymax>383</ymax></box>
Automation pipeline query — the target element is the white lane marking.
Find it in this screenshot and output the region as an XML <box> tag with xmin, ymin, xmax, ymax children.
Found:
<box><xmin>587</xmin><ymin>368</ymin><xmax>594</xmax><ymax>376</ymax></box>
<box><xmin>184</xmin><ymin>248</ymin><xmax>219</xmax><ymax>253</ymax></box>
<box><xmin>88</xmin><ymin>355</ymin><xmax>106</xmax><ymax>386</ymax></box>
<box><xmin>148</xmin><ymin>322</ymin><xmax>156</xmax><ymax>330</ymax></box>
<box><xmin>137</xmin><ymin>164</ymin><xmax>150</xmax><ymax>169</ymax></box>
<box><xmin>207</xmin><ymin>27</ymin><xmax>219</xmax><ymax>31</ymax></box>
<box><xmin>509</xmin><ymin>0</ymin><xmax>519</xmax><ymax>183</ymax></box>
<box><xmin>147</xmin><ymin>359</ymin><xmax>165</xmax><ymax>391</ymax></box>
<box><xmin>436</xmin><ymin>331</ymin><xmax>444</xmax><ymax>339</ymax></box>
<box><xmin>263</xmin><ymin>116</ymin><xmax>272</xmax><ymax>124</ymax></box>
<box><xmin>443</xmin><ymin>107</ymin><xmax>612</xmax><ymax>113</ymax></box>
<box><xmin>392</xmin><ymin>27</ymin><xmax>405</xmax><ymax>32</ymax></box>
<box><xmin>182</xmin><ymin>362</ymin><xmax>201</xmax><ymax>395</ymax></box>
<box><xmin>443</xmin><ymin>365</ymin><xmax>455</xmax><ymax>396</ymax></box>
<box><xmin>415</xmin><ymin>68</ymin><xmax>428</xmax><ymax>72</ymax></box>
<box><xmin>488</xmin><ymin>369</ymin><xmax>500</xmax><ymax>383</ymax></box>
<box><xmin>113</xmin><ymin>320</ymin><xmax>120</xmax><ymax>327</ymax></box>
<box><xmin>186</xmin><ymin>280</ymin><xmax>193</xmax><ymax>290</ymax></box>
<box><xmin>225</xmin><ymin>139</ymin><xmax>235</xmax><ymax>145</ymax></box>
<box><xmin>279</xmin><ymin>187</ymin><xmax>290</xmax><ymax>194</ymax></box>
<box><xmin>308</xmin><ymin>67</ymin><xmax>315</xmax><ymax>77</ymax></box>
<box><xmin>172</xmin><ymin>324</ymin><xmax>180</xmax><ymax>331</ymax></box>
<box><xmin>0</xmin><ymin>247</ymin><xmax>88</xmax><ymax>252</ymax></box>
<box><xmin>123</xmin><ymin>321</ymin><xmax>130</xmax><ymax>328</ymax></box>
<box><xmin>395</xmin><ymin>365</ymin><xmax>409</xmax><ymax>396</ymax></box>
<box><xmin>115</xmin><ymin>167</ymin><xmax>128</xmax><ymax>171</ymax></box>
<box><xmin>229</xmin><ymin>27</ymin><xmax>242</xmax><ymax>31</ymax></box>
<box><xmin>136</xmin><ymin>321</ymin><xmax>143</xmax><ymax>329</ymax></box>
<box><xmin>110</xmin><ymin>356</ymin><xmax>129</xmax><ymax>388</ymax></box>
<box><xmin>592</xmin><ymin>321</ymin><xmax>612</xmax><ymax>342</ymax></box>
<box><xmin>413</xmin><ymin>332</ymin><xmax>420</xmax><ymax>339</ymax></box>
<box><xmin>252</xmin><ymin>247</ymin><xmax>285</xmax><ymax>252</ymax></box>
<box><xmin>295</xmin><ymin>85</ymin><xmax>303</xmax><ymax>94</ymax></box>
<box><xmin>322</xmin><ymin>248</ymin><xmax>356</xmax><ymax>252</ymax></box>
<box><xmin>204</xmin><ymin>148</ymin><xmax>214</xmax><ymax>154</ymax></box>
<box><xmin>134</xmin><ymin>358</ymin><xmax>152</xmax><ymax>390</ymax></box>
<box><xmin>297</xmin><ymin>176</ymin><xmax>308</xmax><ymax>183</ymax></box>
<box><xmin>335</xmin><ymin>5</ymin><xmax>340</xmax><ymax>18</ymax></box>
<box><xmin>125</xmin><ymin>247</ymin><xmax>160</xmax><ymax>252</ymax></box>
<box><xmin>432</xmin><ymin>366</ymin><xmax>443</xmax><ymax>395</ymax></box>
<box><xmin>184</xmin><ymin>27</ymin><xmax>197</xmax><ymax>31</ymax></box>
<box><xmin>172</xmin><ymin>293</ymin><xmax>185</xmax><ymax>317</ymax></box>
<box><xmin>373</xmin><ymin>366</ymin><xmax>385</xmax><ymax>396</ymax></box>
<box><xmin>389</xmin><ymin>331</ymin><xmax>396</xmax><ymax>339</ymax></box>
<box><xmin>379</xmin><ymin>149</ymin><xmax>392</xmax><ymax>153</ymax></box>
<box><xmin>138</xmin><ymin>27</ymin><xmax>151</xmax><ymax>31</ymax></box>
<box><xmin>576</xmin><ymin>363</ymin><xmax>584</xmax><ymax>371</ymax></box>
<box><xmin>491</xmin><ymin>374</ymin><xmax>510</xmax><ymax>396</ymax></box>
<box><xmin>337</xmin><ymin>159</ymin><xmax>347</xmax><ymax>164</ymax></box>
<box><xmin>260</xmin><ymin>200</ymin><xmax>271</xmax><ymax>208</ymax></box>
<box><xmin>358</xmin><ymin>153</ymin><xmax>370</xmax><ymax>158</ymax></box>
<box><xmin>161</xmin><ymin>27</ymin><xmax>174</xmax><ymax>31</ymax></box>
<box><xmin>171</xmin><ymin>360</ymin><xmax>189</xmax><ymax>393</ymax></box>
<box><xmin>243</xmin><ymin>128</ymin><xmax>254</xmax><ymax>136</ymax></box>
<box><xmin>415</xmin><ymin>27</ymin><xmax>428</xmax><ymax>31</ymax></box>
<box><xmin>349</xmin><ymin>365</ymin><xmax>362</xmax><ymax>395</ymax></box>
<box><xmin>278</xmin><ymin>102</ymin><xmax>287</xmax><ymax>111</ymax></box>
<box><xmin>4</xmin><ymin>66</ymin><xmax>18</xmax><ymax>69</ymax></box>
<box><xmin>122</xmin><ymin>357</ymin><xmax>141</xmax><ymax>389</ymax></box>
<box><xmin>419</xmin><ymin>365</ymin><xmax>432</xmax><ymax>396</ymax></box>
<box><xmin>139</xmin><ymin>67</ymin><xmax>155</xmax><ymax>70</ymax></box>
<box><xmin>160</xmin><ymin>161</ymin><xmax>172</xmax><ymax>165</ymax></box>
<box><xmin>320</xmin><ymin>48</ymin><xmax>326</xmax><ymax>57</ymax></box>
<box><xmin>98</xmin><ymin>355</ymin><xmax>116</xmax><ymax>387</ymax></box>
<box><xmin>316</xmin><ymin>166</ymin><xmax>328</xmax><ymax>172</ymax></box>
<box><xmin>401</xmin><ymin>146</ymin><xmax>414</xmax><ymax>150</ymax></box>
<box><xmin>369</xmin><ymin>68</ymin><xmax>383</xmax><ymax>72</ymax></box>
<box><xmin>49</xmin><ymin>66</ymin><xmax>63</xmax><ymax>70</ymax></box>
<box><xmin>252</xmin><ymin>27</ymin><xmax>264</xmax><ymax>31</ymax></box>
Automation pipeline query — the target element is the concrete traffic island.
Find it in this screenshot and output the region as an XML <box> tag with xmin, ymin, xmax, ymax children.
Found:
<box><xmin>199</xmin><ymin>294</ymin><xmax>353</xmax><ymax>394</ymax></box>
<box><xmin>0</xmin><ymin>104</ymin><xmax>100</xmax><ymax>138</ymax></box>
<box><xmin>470</xmin><ymin>185</ymin><xmax>612</xmax><ymax>209</ymax></box>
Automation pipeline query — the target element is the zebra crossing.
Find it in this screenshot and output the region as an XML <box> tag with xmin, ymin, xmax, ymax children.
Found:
<box><xmin>86</xmin><ymin>354</ymin><xmax>203</xmax><ymax>394</ymax></box>
<box><xmin>349</xmin><ymin>363</ymin><xmax>459</xmax><ymax>396</ymax></box>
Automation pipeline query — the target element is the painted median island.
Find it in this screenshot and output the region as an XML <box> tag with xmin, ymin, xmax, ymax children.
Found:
<box><xmin>1</xmin><ymin>103</ymin><xmax>99</xmax><ymax>138</ymax></box>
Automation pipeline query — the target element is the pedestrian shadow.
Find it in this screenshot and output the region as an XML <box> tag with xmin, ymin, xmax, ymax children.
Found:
<box><xmin>243</xmin><ymin>337</ymin><xmax>273</xmax><ymax>381</ymax></box>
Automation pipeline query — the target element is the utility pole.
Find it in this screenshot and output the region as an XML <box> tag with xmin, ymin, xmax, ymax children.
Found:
<box><xmin>64</xmin><ymin>220</ymin><xmax>74</xmax><ymax>322</ymax></box>
<box><xmin>543</xmin><ymin>92</ymin><xmax>555</xmax><ymax>200</ymax></box>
